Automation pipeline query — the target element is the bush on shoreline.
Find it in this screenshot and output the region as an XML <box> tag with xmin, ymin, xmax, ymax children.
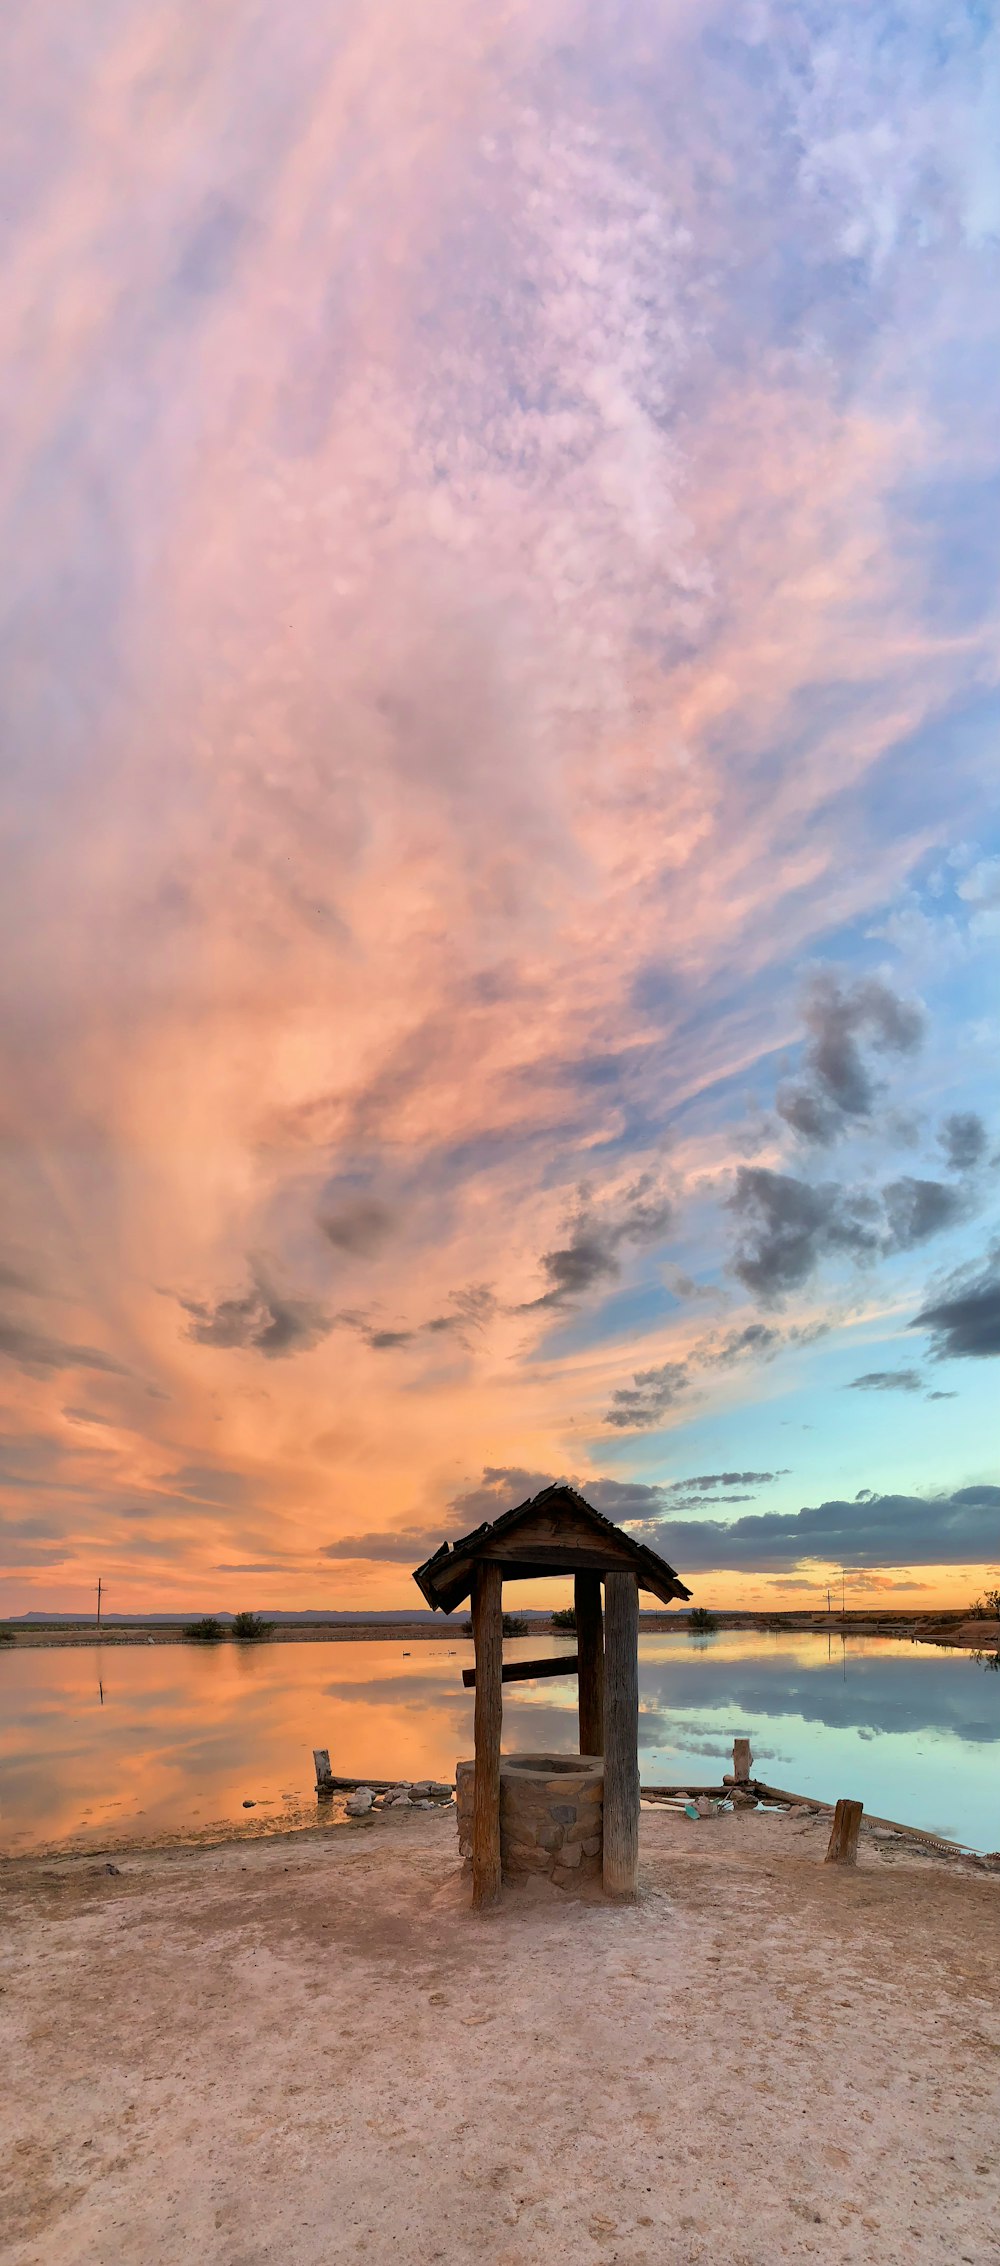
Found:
<box><xmin>183</xmin><ymin>1617</ymin><xmax>226</xmax><ymax>1642</ymax></box>
<box><xmin>971</xmin><ymin>1588</ymin><xmax>1000</xmax><ymax>1620</ymax></box>
<box><xmin>689</xmin><ymin>1605</ymin><xmax>719</xmax><ymax>1632</ymax></box>
<box><xmin>231</xmin><ymin>1610</ymin><xmax>275</xmax><ymax>1642</ymax></box>
<box><xmin>460</xmin><ymin>1612</ymin><xmax>531</xmax><ymax>1636</ymax></box>
<box><xmin>550</xmin><ymin>1606</ymin><xmax>576</xmax><ymax>1631</ymax></box>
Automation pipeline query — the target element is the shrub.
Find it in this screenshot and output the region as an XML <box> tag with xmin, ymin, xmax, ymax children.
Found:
<box><xmin>461</xmin><ymin>1612</ymin><xmax>528</xmax><ymax>1636</ymax></box>
<box><xmin>183</xmin><ymin>1617</ymin><xmax>226</xmax><ymax>1642</ymax></box>
<box><xmin>971</xmin><ymin>1589</ymin><xmax>1000</xmax><ymax>1620</ymax></box>
<box><xmin>551</xmin><ymin>1606</ymin><xmax>576</xmax><ymax>1631</ymax></box>
<box><xmin>231</xmin><ymin>1610</ymin><xmax>275</xmax><ymax>1642</ymax></box>
<box><xmin>0</xmin><ymin>1626</ymin><xmax>12</xmax><ymax>1645</ymax></box>
<box><xmin>688</xmin><ymin>1605</ymin><xmax>718</xmax><ymax>1633</ymax></box>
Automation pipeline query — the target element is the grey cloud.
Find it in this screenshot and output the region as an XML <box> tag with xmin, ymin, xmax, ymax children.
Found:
<box><xmin>776</xmin><ymin>971</ymin><xmax>925</xmax><ymax>1145</ymax></box>
<box><xmin>445</xmin><ymin>1465</ymin><xmax>565</xmax><ymax>1528</ymax></box>
<box><xmin>911</xmin><ymin>1262</ymin><xmax>1000</xmax><ymax>1359</ymax></box>
<box><xmin>318</xmin><ymin>1199</ymin><xmax>397</xmax><ymax>1257</ymax></box>
<box><xmin>847</xmin><ymin>1370</ymin><xmax>923</xmax><ymax>1393</ymax></box>
<box><xmin>0</xmin><ymin>1316</ymin><xmax>130</xmax><ymax>1378</ymax></box>
<box><xmin>926</xmin><ymin>1390</ymin><xmax>958</xmax><ymax>1400</ymax></box>
<box><xmin>728</xmin><ymin>1165</ymin><xmax>967</xmax><ymax>1304</ymax></box>
<box><xmin>624</xmin><ymin>1485</ymin><xmax>1000</xmax><ymax>1573</ymax></box>
<box><xmin>881</xmin><ymin>1176</ymin><xmax>965</xmax><ymax>1249</ymax></box>
<box><xmin>322</xmin><ymin>1527</ymin><xmax>447</xmax><ymax>1564</ymax></box>
<box><xmin>181</xmin><ymin>1264</ymin><xmax>331</xmax><ymax>1358</ymax></box>
<box><xmin>727</xmin><ymin>1167</ymin><xmax>881</xmax><ymax>1301</ymax></box>
<box><xmin>0</xmin><ymin>1259</ymin><xmax>37</xmax><ymax>1292</ymax></box>
<box><xmin>664</xmin><ymin>1470</ymin><xmax>787</xmax><ymax>1490</ymax></box>
<box><xmin>604</xmin><ymin>1360</ymin><xmax>691</xmax><ymax>1430</ymax></box>
<box><xmin>938</xmin><ymin>1111</ymin><xmax>988</xmax><ymax>1171</ymax></box>
<box><xmin>348</xmin><ymin>1283</ymin><xmax>496</xmax><ymax>1353</ymax></box>
<box><xmin>703</xmin><ymin>1322</ymin><xmax>782</xmax><ymax>1365</ymax></box>
<box><xmin>524</xmin><ymin>1173</ymin><xmax>673</xmax><ymax>1311</ymax></box>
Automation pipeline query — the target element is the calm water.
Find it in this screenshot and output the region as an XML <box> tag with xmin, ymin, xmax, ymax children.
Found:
<box><xmin>1</xmin><ymin>1630</ymin><xmax>998</xmax><ymax>1857</ymax></box>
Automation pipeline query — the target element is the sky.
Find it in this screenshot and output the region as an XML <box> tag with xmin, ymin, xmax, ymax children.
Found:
<box><xmin>1</xmin><ymin>0</ymin><xmax>999</xmax><ymax>1617</ymax></box>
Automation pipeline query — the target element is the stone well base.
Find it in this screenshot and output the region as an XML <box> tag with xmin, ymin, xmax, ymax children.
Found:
<box><xmin>456</xmin><ymin>1753</ymin><xmax>603</xmax><ymax>1892</ymax></box>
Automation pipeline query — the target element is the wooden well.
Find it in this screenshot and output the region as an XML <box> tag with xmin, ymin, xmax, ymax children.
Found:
<box><xmin>413</xmin><ymin>1483</ymin><xmax>690</xmax><ymax>1909</ymax></box>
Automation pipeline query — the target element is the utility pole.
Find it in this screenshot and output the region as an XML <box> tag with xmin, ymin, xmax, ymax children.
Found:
<box><xmin>96</xmin><ymin>1576</ymin><xmax>103</xmax><ymax>1630</ymax></box>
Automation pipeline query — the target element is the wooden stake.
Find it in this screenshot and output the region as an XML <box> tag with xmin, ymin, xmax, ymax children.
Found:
<box><xmin>576</xmin><ymin>1572</ymin><xmax>604</xmax><ymax>1756</ymax></box>
<box><xmin>732</xmin><ymin>1736</ymin><xmax>752</xmax><ymax>1783</ymax></box>
<box><xmin>313</xmin><ymin>1747</ymin><xmax>333</xmax><ymax>1792</ymax></box>
<box><xmin>471</xmin><ymin>1561</ymin><xmax>503</xmax><ymax>1910</ymax></box>
<box><xmin>603</xmin><ymin>1571</ymin><xmax>639</xmax><ymax>1899</ymax></box>
<box><xmin>824</xmin><ymin>1797</ymin><xmax>863</xmax><ymax>1865</ymax></box>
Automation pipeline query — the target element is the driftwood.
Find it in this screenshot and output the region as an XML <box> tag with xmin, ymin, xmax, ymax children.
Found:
<box><xmin>603</xmin><ymin>1571</ymin><xmax>640</xmax><ymax>1899</ymax></box>
<box><xmin>462</xmin><ymin>1652</ymin><xmax>578</xmax><ymax>1688</ymax></box>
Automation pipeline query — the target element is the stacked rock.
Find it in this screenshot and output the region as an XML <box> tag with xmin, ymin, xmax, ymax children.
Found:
<box><xmin>456</xmin><ymin>1754</ymin><xmax>603</xmax><ymax>1894</ymax></box>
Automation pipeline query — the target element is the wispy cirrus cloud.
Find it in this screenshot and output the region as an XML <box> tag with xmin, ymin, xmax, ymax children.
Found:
<box><xmin>1</xmin><ymin>0</ymin><xmax>999</xmax><ymax>1609</ymax></box>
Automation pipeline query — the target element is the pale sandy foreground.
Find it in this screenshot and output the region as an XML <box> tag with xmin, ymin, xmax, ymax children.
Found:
<box><xmin>2</xmin><ymin>1808</ymin><xmax>999</xmax><ymax>2266</ymax></box>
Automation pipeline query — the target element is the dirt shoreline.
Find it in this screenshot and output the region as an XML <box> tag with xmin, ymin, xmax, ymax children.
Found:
<box><xmin>3</xmin><ymin>1806</ymin><xmax>998</xmax><ymax>2265</ymax></box>
<box><xmin>4</xmin><ymin>1612</ymin><xmax>998</xmax><ymax>1652</ymax></box>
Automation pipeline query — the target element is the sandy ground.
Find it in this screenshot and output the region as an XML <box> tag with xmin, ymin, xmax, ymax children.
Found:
<box><xmin>3</xmin><ymin>1808</ymin><xmax>999</xmax><ymax>2266</ymax></box>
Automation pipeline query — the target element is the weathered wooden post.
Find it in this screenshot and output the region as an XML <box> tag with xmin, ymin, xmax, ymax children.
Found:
<box><xmin>603</xmin><ymin>1571</ymin><xmax>639</xmax><ymax>1899</ymax></box>
<box><xmin>313</xmin><ymin>1747</ymin><xmax>333</xmax><ymax>1793</ymax></box>
<box><xmin>824</xmin><ymin>1797</ymin><xmax>863</xmax><ymax>1865</ymax></box>
<box><xmin>471</xmin><ymin>1560</ymin><xmax>503</xmax><ymax>1909</ymax></box>
<box><xmin>732</xmin><ymin>1736</ymin><xmax>752</xmax><ymax>1784</ymax></box>
<box><xmin>575</xmin><ymin>1571</ymin><xmax>604</xmax><ymax>1756</ymax></box>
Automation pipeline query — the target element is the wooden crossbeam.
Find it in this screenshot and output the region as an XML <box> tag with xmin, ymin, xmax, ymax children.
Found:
<box><xmin>463</xmin><ymin>1652</ymin><xmax>579</xmax><ymax>1689</ymax></box>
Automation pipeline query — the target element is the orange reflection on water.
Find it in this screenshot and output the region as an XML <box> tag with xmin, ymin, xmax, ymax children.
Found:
<box><xmin>0</xmin><ymin>1636</ymin><xmax>581</xmax><ymax>1856</ymax></box>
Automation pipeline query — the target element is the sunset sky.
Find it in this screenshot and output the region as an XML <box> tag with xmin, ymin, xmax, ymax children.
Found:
<box><xmin>2</xmin><ymin>0</ymin><xmax>999</xmax><ymax>1617</ymax></box>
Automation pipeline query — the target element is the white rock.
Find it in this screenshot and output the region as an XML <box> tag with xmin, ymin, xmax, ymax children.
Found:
<box><xmin>345</xmin><ymin>1788</ymin><xmax>374</xmax><ymax>1815</ymax></box>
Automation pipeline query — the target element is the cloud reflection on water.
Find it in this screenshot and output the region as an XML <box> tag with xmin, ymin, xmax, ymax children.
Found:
<box><xmin>0</xmin><ymin>1632</ymin><xmax>996</xmax><ymax>1856</ymax></box>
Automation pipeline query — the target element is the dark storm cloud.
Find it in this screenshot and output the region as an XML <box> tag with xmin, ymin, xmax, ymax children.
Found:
<box><xmin>911</xmin><ymin>1260</ymin><xmax>1000</xmax><ymax>1359</ymax></box>
<box><xmin>776</xmin><ymin>971</ymin><xmax>926</xmax><ymax>1145</ymax></box>
<box><xmin>604</xmin><ymin>1360</ymin><xmax>691</xmax><ymax>1430</ymax></box>
<box><xmin>523</xmin><ymin>1174</ymin><xmax>673</xmax><ymax>1311</ymax></box>
<box><xmin>180</xmin><ymin>1264</ymin><xmax>331</xmax><ymax>1357</ymax></box>
<box><xmin>847</xmin><ymin>1370</ymin><xmax>923</xmax><ymax>1393</ymax></box>
<box><xmin>624</xmin><ymin>1485</ymin><xmax>1000</xmax><ymax>1572</ymax></box>
<box><xmin>728</xmin><ymin>1166</ymin><xmax>967</xmax><ymax>1304</ymax></box>
<box><xmin>938</xmin><ymin>1111</ymin><xmax>989</xmax><ymax>1172</ymax></box>
<box><xmin>0</xmin><ymin>1316</ymin><xmax>130</xmax><ymax>1378</ymax></box>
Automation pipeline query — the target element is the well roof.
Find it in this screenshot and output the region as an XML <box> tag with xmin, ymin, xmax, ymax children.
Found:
<box><xmin>412</xmin><ymin>1482</ymin><xmax>691</xmax><ymax>1612</ymax></box>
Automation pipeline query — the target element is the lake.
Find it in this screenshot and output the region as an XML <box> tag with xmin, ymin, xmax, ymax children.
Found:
<box><xmin>2</xmin><ymin>1629</ymin><xmax>998</xmax><ymax>1857</ymax></box>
